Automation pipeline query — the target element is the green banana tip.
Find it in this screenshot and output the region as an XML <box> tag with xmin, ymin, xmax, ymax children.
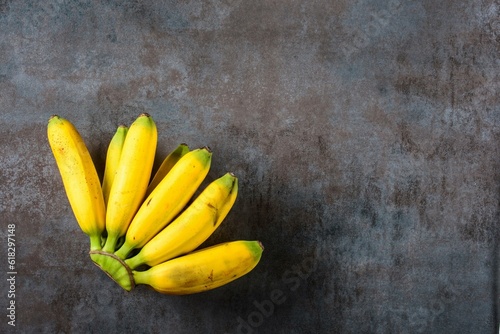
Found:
<box><xmin>138</xmin><ymin>112</ymin><xmax>151</xmax><ymax>118</ymax></box>
<box><xmin>48</xmin><ymin>114</ymin><xmax>60</xmax><ymax>122</ymax></box>
<box><xmin>223</xmin><ymin>172</ymin><xmax>238</xmax><ymax>189</ymax></box>
<box><xmin>258</xmin><ymin>241</ymin><xmax>264</xmax><ymax>251</ymax></box>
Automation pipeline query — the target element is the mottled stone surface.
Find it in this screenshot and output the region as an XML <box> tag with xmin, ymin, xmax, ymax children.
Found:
<box><xmin>0</xmin><ymin>0</ymin><xmax>499</xmax><ymax>333</ymax></box>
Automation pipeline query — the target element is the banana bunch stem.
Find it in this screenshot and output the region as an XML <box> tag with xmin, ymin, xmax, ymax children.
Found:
<box><xmin>89</xmin><ymin>250</ymin><xmax>135</xmax><ymax>291</ymax></box>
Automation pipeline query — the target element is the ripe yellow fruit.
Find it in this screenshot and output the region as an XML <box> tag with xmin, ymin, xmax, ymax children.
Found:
<box><xmin>133</xmin><ymin>241</ymin><xmax>264</xmax><ymax>295</ymax></box>
<box><xmin>47</xmin><ymin>115</ymin><xmax>105</xmax><ymax>251</ymax></box>
<box><xmin>125</xmin><ymin>172</ymin><xmax>238</xmax><ymax>269</ymax></box>
<box><xmin>103</xmin><ymin>114</ymin><xmax>157</xmax><ymax>253</ymax></box>
<box><xmin>114</xmin><ymin>147</ymin><xmax>212</xmax><ymax>259</ymax></box>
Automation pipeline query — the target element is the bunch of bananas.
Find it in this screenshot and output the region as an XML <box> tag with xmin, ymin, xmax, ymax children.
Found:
<box><xmin>47</xmin><ymin>113</ymin><xmax>263</xmax><ymax>294</ymax></box>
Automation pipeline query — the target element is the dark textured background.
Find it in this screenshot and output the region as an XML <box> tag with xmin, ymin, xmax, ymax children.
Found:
<box><xmin>0</xmin><ymin>0</ymin><xmax>499</xmax><ymax>333</ymax></box>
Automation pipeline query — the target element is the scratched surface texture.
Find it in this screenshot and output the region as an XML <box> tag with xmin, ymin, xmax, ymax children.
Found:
<box><xmin>0</xmin><ymin>0</ymin><xmax>499</xmax><ymax>333</ymax></box>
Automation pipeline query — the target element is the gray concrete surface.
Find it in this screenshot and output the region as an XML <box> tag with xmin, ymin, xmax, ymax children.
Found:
<box><xmin>1</xmin><ymin>0</ymin><xmax>499</xmax><ymax>333</ymax></box>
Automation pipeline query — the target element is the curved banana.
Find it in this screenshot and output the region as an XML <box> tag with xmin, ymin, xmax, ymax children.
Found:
<box><xmin>125</xmin><ymin>172</ymin><xmax>238</xmax><ymax>269</ymax></box>
<box><xmin>102</xmin><ymin>125</ymin><xmax>128</xmax><ymax>206</ymax></box>
<box><xmin>145</xmin><ymin>143</ymin><xmax>190</xmax><ymax>198</ymax></box>
<box><xmin>114</xmin><ymin>147</ymin><xmax>212</xmax><ymax>259</ymax></box>
<box><xmin>132</xmin><ymin>240</ymin><xmax>263</xmax><ymax>295</ymax></box>
<box><xmin>47</xmin><ymin>115</ymin><xmax>105</xmax><ymax>251</ymax></box>
<box><xmin>103</xmin><ymin>114</ymin><xmax>157</xmax><ymax>253</ymax></box>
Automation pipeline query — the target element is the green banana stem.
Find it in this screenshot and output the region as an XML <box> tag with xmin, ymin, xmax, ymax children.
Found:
<box><xmin>89</xmin><ymin>251</ymin><xmax>135</xmax><ymax>291</ymax></box>
<box><xmin>89</xmin><ymin>234</ymin><xmax>103</xmax><ymax>252</ymax></box>
<box><xmin>114</xmin><ymin>240</ymin><xmax>132</xmax><ymax>260</ymax></box>
<box><xmin>131</xmin><ymin>270</ymin><xmax>147</xmax><ymax>286</ymax></box>
<box><xmin>102</xmin><ymin>233</ymin><xmax>120</xmax><ymax>253</ymax></box>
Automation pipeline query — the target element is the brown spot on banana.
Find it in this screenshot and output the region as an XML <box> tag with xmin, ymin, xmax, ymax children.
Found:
<box><xmin>207</xmin><ymin>202</ymin><xmax>219</xmax><ymax>226</ymax></box>
<box><xmin>208</xmin><ymin>269</ymin><xmax>214</xmax><ymax>281</ymax></box>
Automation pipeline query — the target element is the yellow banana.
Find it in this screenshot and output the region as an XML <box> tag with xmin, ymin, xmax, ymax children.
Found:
<box><xmin>114</xmin><ymin>147</ymin><xmax>212</xmax><ymax>259</ymax></box>
<box><xmin>47</xmin><ymin>115</ymin><xmax>105</xmax><ymax>251</ymax></box>
<box><xmin>125</xmin><ymin>172</ymin><xmax>238</xmax><ymax>269</ymax></box>
<box><xmin>145</xmin><ymin>143</ymin><xmax>190</xmax><ymax>198</ymax></box>
<box><xmin>102</xmin><ymin>114</ymin><xmax>157</xmax><ymax>253</ymax></box>
<box><xmin>102</xmin><ymin>125</ymin><xmax>128</xmax><ymax>206</ymax></box>
<box><xmin>132</xmin><ymin>240</ymin><xmax>263</xmax><ymax>295</ymax></box>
